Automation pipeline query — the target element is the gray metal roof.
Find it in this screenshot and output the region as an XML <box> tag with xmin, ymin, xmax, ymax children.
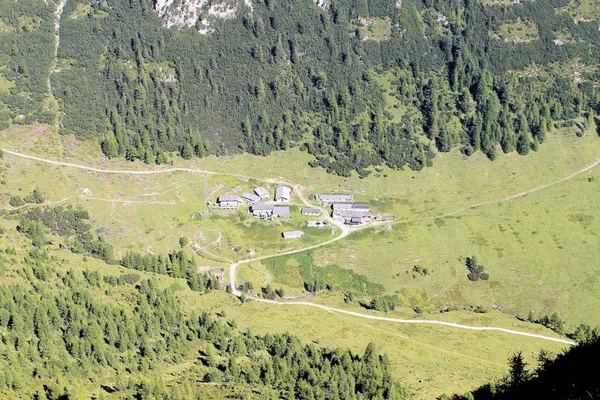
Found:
<box><xmin>282</xmin><ymin>230</ymin><xmax>304</xmax><ymax>238</ymax></box>
<box><xmin>250</xmin><ymin>204</ymin><xmax>274</xmax><ymax>211</ymax></box>
<box><xmin>254</xmin><ymin>187</ymin><xmax>270</xmax><ymax>198</ymax></box>
<box><xmin>333</xmin><ymin>210</ymin><xmax>373</xmax><ymax>219</ymax></box>
<box><xmin>315</xmin><ymin>194</ymin><xmax>354</xmax><ymax>202</ymax></box>
<box><xmin>275</xmin><ymin>186</ymin><xmax>292</xmax><ymax>200</ymax></box>
<box><xmin>333</xmin><ymin>210</ymin><xmax>355</xmax><ymax>219</ymax></box>
<box><xmin>301</xmin><ymin>207</ymin><xmax>321</xmax><ymax>215</ymax></box>
<box><xmin>273</xmin><ymin>206</ymin><xmax>290</xmax><ymax>217</ymax></box>
<box><xmin>332</xmin><ymin>203</ymin><xmax>370</xmax><ymax>211</ymax></box>
<box><xmin>332</xmin><ymin>203</ymin><xmax>354</xmax><ymax>210</ymax></box>
<box><xmin>242</xmin><ymin>193</ymin><xmax>261</xmax><ymax>202</ymax></box>
<box><xmin>218</xmin><ymin>195</ymin><xmax>242</xmax><ymax>203</ymax></box>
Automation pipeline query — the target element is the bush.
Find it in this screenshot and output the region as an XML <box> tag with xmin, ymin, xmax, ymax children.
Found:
<box><xmin>368</xmin><ymin>295</ymin><xmax>399</xmax><ymax>312</ymax></box>
<box><xmin>120</xmin><ymin>273</ymin><xmax>140</xmax><ymax>284</ymax></box>
<box><xmin>179</xmin><ymin>236</ymin><xmax>189</xmax><ymax>248</ymax></box>
<box><xmin>465</xmin><ymin>256</ymin><xmax>489</xmax><ymax>281</ymax></box>
<box><xmin>9</xmin><ymin>196</ymin><xmax>25</xmax><ymax>207</ymax></box>
<box><xmin>23</xmin><ymin>189</ymin><xmax>44</xmax><ymax>204</ymax></box>
<box><xmin>537</xmin><ymin>313</ymin><xmax>565</xmax><ymax>335</ymax></box>
<box><xmin>473</xmin><ymin>305</ymin><xmax>487</xmax><ymax>313</ymax></box>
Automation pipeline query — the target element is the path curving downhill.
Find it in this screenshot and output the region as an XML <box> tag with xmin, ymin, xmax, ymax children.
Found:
<box><xmin>243</xmin><ymin>298</ymin><xmax>577</xmax><ymax>346</ymax></box>
<box><xmin>3</xmin><ymin>147</ymin><xmax>595</xmax><ymax>347</ymax></box>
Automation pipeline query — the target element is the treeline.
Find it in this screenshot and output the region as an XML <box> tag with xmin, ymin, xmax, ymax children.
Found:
<box><xmin>0</xmin><ymin>223</ymin><xmax>410</xmax><ymax>399</ymax></box>
<box><xmin>56</xmin><ymin>0</ymin><xmax>600</xmax><ymax>175</ymax></box>
<box><xmin>14</xmin><ymin>205</ymin><xmax>220</xmax><ymax>292</ymax></box>
<box><xmin>16</xmin><ymin>205</ymin><xmax>114</xmax><ymax>261</ymax></box>
<box><xmin>447</xmin><ymin>336</ymin><xmax>600</xmax><ymax>400</ymax></box>
<box><xmin>121</xmin><ymin>249</ymin><xmax>220</xmax><ymax>293</ymax></box>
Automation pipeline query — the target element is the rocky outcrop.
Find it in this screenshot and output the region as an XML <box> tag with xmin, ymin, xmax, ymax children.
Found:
<box><xmin>154</xmin><ymin>0</ymin><xmax>252</xmax><ymax>33</ymax></box>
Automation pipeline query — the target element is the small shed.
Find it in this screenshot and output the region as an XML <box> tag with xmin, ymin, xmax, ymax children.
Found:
<box><xmin>254</xmin><ymin>187</ymin><xmax>270</xmax><ymax>199</ymax></box>
<box><xmin>350</xmin><ymin>216</ymin><xmax>363</xmax><ymax>225</ymax></box>
<box><xmin>242</xmin><ymin>193</ymin><xmax>261</xmax><ymax>203</ymax></box>
<box><xmin>301</xmin><ymin>207</ymin><xmax>321</xmax><ymax>216</ymax></box>
<box><xmin>282</xmin><ymin>230</ymin><xmax>304</xmax><ymax>239</ymax></box>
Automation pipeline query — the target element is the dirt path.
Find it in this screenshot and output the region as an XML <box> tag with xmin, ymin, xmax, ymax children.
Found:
<box><xmin>3</xmin><ymin>147</ymin><xmax>595</xmax><ymax>346</ymax></box>
<box><xmin>1</xmin><ymin>148</ymin><xmax>271</xmax><ymax>180</ymax></box>
<box><xmin>243</xmin><ymin>298</ymin><xmax>576</xmax><ymax>346</ymax></box>
<box><xmin>5</xmin><ymin>148</ymin><xmax>597</xmax><ymax>218</ymax></box>
<box><xmin>0</xmin><ymin>196</ymin><xmax>71</xmax><ymax>211</ymax></box>
<box><xmin>440</xmin><ymin>156</ymin><xmax>600</xmax><ymax>218</ymax></box>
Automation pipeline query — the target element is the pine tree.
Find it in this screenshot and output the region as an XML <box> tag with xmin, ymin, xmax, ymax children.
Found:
<box><xmin>508</xmin><ymin>352</ymin><xmax>530</xmax><ymax>386</ymax></box>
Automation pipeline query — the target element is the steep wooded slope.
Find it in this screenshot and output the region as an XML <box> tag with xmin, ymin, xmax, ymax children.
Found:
<box><xmin>1</xmin><ymin>0</ymin><xmax>599</xmax><ymax>175</ymax></box>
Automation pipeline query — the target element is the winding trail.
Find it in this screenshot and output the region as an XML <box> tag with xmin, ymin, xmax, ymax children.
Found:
<box><xmin>441</xmin><ymin>156</ymin><xmax>600</xmax><ymax>218</ymax></box>
<box><xmin>241</xmin><ymin>299</ymin><xmax>577</xmax><ymax>346</ymax></box>
<box><xmin>3</xmin><ymin>147</ymin><xmax>597</xmax><ymax>347</ymax></box>
<box><xmin>1</xmin><ymin>149</ymin><xmax>269</xmax><ymax>180</ymax></box>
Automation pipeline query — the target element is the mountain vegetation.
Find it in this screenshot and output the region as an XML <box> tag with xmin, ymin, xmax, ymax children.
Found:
<box><xmin>1</xmin><ymin>0</ymin><xmax>599</xmax><ymax>176</ymax></box>
<box><xmin>2</xmin><ymin>202</ymin><xmax>598</xmax><ymax>397</ymax></box>
<box><xmin>0</xmin><ymin>216</ymin><xmax>409</xmax><ymax>399</ymax></box>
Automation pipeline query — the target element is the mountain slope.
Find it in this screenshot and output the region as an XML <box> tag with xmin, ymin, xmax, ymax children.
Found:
<box><xmin>1</xmin><ymin>0</ymin><xmax>599</xmax><ymax>176</ymax></box>
<box><xmin>456</xmin><ymin>337</ymin><xmax>600</xmax><ymax>400</ymax></box>
<box><xmin>0</xmin><ymin>215</ymin><xmax>408</xmax><ymax>399</ymax></box>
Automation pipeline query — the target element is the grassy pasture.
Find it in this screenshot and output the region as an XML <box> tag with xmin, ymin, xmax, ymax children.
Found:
<box><xmin>69</xmin><ymin>3</ymin><xmax>91</xmax><ymax>19</ymax></box>
<box><xmin>202</xmin><ymin>291</ymin><xmax>569</xmax><ymax>399</ymax></box>
<box><xmin>0</xmin><ymin>74</ymin><xmax>15</xmax><ymax>92</ymax></box>
<box><xmin>357</xmin><ymin>17</ymin><xmax>392</xmax><ymax>41</ymax></box>
<box><xmin>373</xmin><ymin>68</ymin><xmax>413</xmax><ymax>124</ymax></box>
<box><xmin>0</xmin><ymin>219</ymin><xmax>570</xmax><ymax>399</ymax></box>
<box><xmin>558</xmin><ymin>0</ymin><xmax>600</xmax><ymax>23</ymax></box>
<box><xmin>1</xmin><ymin>124</ymin><xmax>600</xmax><ymax>398</ymax></box>
<box><xmin>310</xmin><ymin>163</ymin><xmax>600</xmax><ymax>326</ymax></box>
<box><xmin>0</xmin><ymin>152</ymin><xmax>336</xmax><ymax>265</ymax></box>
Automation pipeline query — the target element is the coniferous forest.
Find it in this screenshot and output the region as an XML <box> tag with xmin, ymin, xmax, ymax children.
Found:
<box><xmin>0</xmin><ymin>210</ymin><xmax>408</xmax><ymax>399</ymax></box>
<box><xmin>1</xmin><ymin>0</ymin><xmax>599</xmax><ymax>176</ymax></box>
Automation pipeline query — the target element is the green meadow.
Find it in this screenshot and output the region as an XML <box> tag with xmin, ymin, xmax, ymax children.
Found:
<box><xmin>1</xmin><ymin>124</ymin><xmax>599</xmax><ymax>397</ymax></box>
<box><xmin>0</xmin><ymin>221</ymin><xmax>569</xmax><ymax>399</ymax></box>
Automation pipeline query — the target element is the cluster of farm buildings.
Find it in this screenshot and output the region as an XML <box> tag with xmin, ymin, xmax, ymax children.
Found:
<box><xmin>216</xmin><ymin>186</ymin><xmax>290</xmax><ymax>208</ymax></box>
<box><xmin>216</xmin><ymin>186</ymin><xmax>381</xmax><ymax>239</ymax></box>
